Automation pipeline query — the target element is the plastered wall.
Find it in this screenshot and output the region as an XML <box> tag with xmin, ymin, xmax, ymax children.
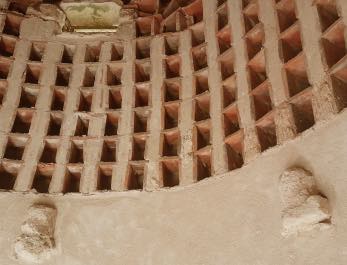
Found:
<box><xmin>0</xmin><ymin>0</ymin><xmax>346</xmax><ymax>264</ymax></box>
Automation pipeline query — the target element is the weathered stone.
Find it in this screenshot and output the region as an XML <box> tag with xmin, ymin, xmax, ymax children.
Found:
<box><xmin>14</xmin><ymin>205</ymin><xmax>57</xmax><ymax>263</ymax></box>
<box><xmin>279</xmin><ymin>167</ymin><xmax>318</xmax><ymax>209</ymax></box>
<box><xmin>282</xmin><ymin>195</ymin><xmax>331</xmax><ymax>236</ymax></box>
<box><xmin>279</xmin><ymin>168</ymin><xmax>331</xmax><ymax>236</ymax></box>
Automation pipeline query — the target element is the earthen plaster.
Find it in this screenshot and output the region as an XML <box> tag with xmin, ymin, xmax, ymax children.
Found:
<box><xmin>0</xmin><ymin>0</ymin><xmax>346</xmax><ymax>264</ymax></box>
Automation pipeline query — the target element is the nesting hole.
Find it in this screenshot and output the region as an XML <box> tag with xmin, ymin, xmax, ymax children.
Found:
<box><xmin>78</xmin><ymin>90</ymin><xmax>93</xmax><ymax>112</ymax></box>
<box><xmin>222</xmin><ymin>75</ymin><xmax>237</xmax><ymax>108</ymax></box>
<box><xmin>162</xmin><ymin>12</ymin><xmax>180</xmax><ymax>33</ymax></box>
<box><xmin>0</xmin><ymin>163</ymin><xmax>18</xmax><ymax>190</ymax></box>
<box><xmin>136</xmin><ymin>38</ymin><xmax>151</xmax><ymax>59</ymax></box>
<box><xmin>256</xmin><ymin>114</ymin><xmax>277</xmax><ymax>152</ymax></box>
<box><xmin>101</xmin><ymin>140</ymin><xmax>117</xmax><ymax>162</ymax></box>
<box><xmin>126</xmin><ymin>163</ymin><xmax>144</xmax><ymax>190</ymax></box>
<box><xmin>106</xmin><ymin>65</ymin><xmax>122</xmax><ymax>86</ymax></box>
<box><xmin>223</xmin><ymin>105</ymin><xmax>240</xmax><ymax>137</ymax></box>
<box><xmin>110</xmin><ymin>43</ymin><xmax>124</xmax><ymax>61</ymax></box>
<box><xmin>248</xmin><ymin>50</ymin><xmax>267</xmax><ymax>89</ymax></box>
<box><xmin>164</xmin><ymin>55</ymin><xmax>181</xmax><ymax>78</ymax></box>
<box><xmin>251</xmin><ymin>82</ymin><xmax>273</xmax><ymax>120</ymax></box>
<box><xmin>47</xmin><ymin>112</ymin><xmax>62</xmax><ymax>136</ymax></box>
<box><xmin>82</xmin><ymin>66</ymin><xmax>96</xmax><ymax>87</ymax></box>
<box><xmin>163</xmin><ymin>102</ymin><xmax>179</xmax><ymax>129</ymax></box>
<box><xmin>161</xmin><ymin>159</ymin><xmax>180</xmax><ymax>187</ymax></box>
<box><xmin>163</xmin><ymin>79</ymin><xmax>180</xmax><ymax>101</ymax></box>
<box><xmin>32</xmin><ymin>165</ymin><xmax>54</xmax><ymax>193</ymax></box>
<box><xmin>135</xmin><ymin>62</ymin><xmax>151</xmax><ymax>83</ymax></box>
<box><xmin>133</xmin><ymin>110</ymin><xmax>149</xmax><ymax>133</ymax></box>
<box><xmin>158</xmin><ymin>0</ymin><xmax>171</xmax><ymax>14</ymax></box>
<box><xmin>284</xmin><ymin>53</ymin><xmax>310</xmax><ymax>97</ymax></box>
<box><xmin>134</xmin><ymin>83</ymin><xmax>150</xmax><ymax>107</ymax></box>
<box><xmin>161</xmin><ymin>129</ymin><xmax>180</xmax><ymax>157</ymax></box>
<box><xmin>39</xmin><ymin>140</ymin><xmax>58</xmax><ymax>163</ymax></box>
<box><xmin>279</xmin><ymin>22</ymin><xmax>302</xmax><ymax>63</ymax></box>
<box><xmin>192</xmin><ymin>45</ymin><xmax>208</xmax><ymax>71</ymax></box>
<box><xmin>315</xmin><ymin>0</ymin><xmax>340</xmax><ymax>32</ymax></box>
<box><xmin>0</xmin><ymin>82</ymin><xmax>7</xmax><ymax>105</ymax></box>
<box><xmin>225</xmin><ymin>131</ymin><xmax>244</xmax><ymax>170</ymax></box>
<box><xmin>0</xmin><ymin>59</ymin><xmax>11</xmax><ymax>79</ymax></box>
<box><xmin>291</xmin><ymin>90</ymin><xmax>315</xmax><ymax>133</ymax></box>
<box><xmin>4</xmin><ymin>136</ymin><xmax>27</xmax><ymax>160</ymax></box>
<box><xmin>194</xmin><ymin>94</ymin><xmax>210</xmax><ymax>122</ymax></box>
<box><xmin>61</xmin><ymin>45</ymin><xmax>75</xmax><ymax>64</ymax></box>
<box><xmin>165</xmin><ymin>34</ymin><xmax>180</xmax><ymax>55</ymax></box>
<box><xmin>105</xmin><ymin>112</ymin><xmax>119</xmax><ymax>136</ymax></box>
<box><xmin>136</xmin><ymin>17</ymin><xmax>153</xmax><ymax>37</ymax></box>
<box><xmin>69</xmin><ymin>140</ymin><xmax>84</xmax><ymax>163</ymax></box>
<box><xmin>3</xmin><ymin>13</ymin><xmax>23</xmax><ymax>36</ymax></box>
<box><xmin>108</xmin><ymin>88</ymin><xmax>122</xmax><ymax>109</ymax></box>
<box><xmin>51</xmin><ymin>88</ymin><xmax>65</xmax><ymax>111</ymax></box>
<box><xmin>219</xmin><ymin>49</ymin><xmax>235</xmax><ymax>80</ymax></box>
<box><xmin>196</xmin><ymin>149</ymin><xmax>212</xmax><ymax>181</ymax></box>
<box><xmin>245</xmin><ymin>23</ymin><xmax>264</xmax><ymax>59</ymax></box>
<box><xmin>194</xmin><ymin>120</ymin><xmax>210</xmax><ymax>150</ymax></box>
<box><xmin>11</xmin><ymin>110</ymin><xmax>33</xmax><ymax>133</ymax></box>
<box><xmin>64</xmin><ymin>165</ymin><xmax>82</xmax><ymax>193</ymax></box>
<box><xmin>217</xmin><ymin>25</ymin><xmax>232</xmax><ymax>54</ymax></box>
<box><xmin>74</xmin><ymin>116</ymin><xmax>89</xmax><ymax>136</ymax></box>
<box><xmin>276</xmin><ymin>0</ymin><xmax>297</xmax><ymax>33</ymax></box>
<box><xmin>182</xmin><ymin>0</ymin><xmax>203</xmax><ymax>23</ymax></box>
<box><xmin>98</xmin><ymin>165</ymin><xmax>112</xmax><ymax>190</ymax></box>
<box><xmin>132</xmin><ymin>135</ymin><xmax>147</xmax><ymax>161</ymax></box>
<box><xmin>18</xmin><ymin>86</ymin><xmax>38</xmax><ymax>108</ymax></box>
<box><xmin>24</xmin><ymin>64</ymin><xmax>41</xmax><ymax>84</ymax></box>
<box><xmin>243</xmin><ymin>1</ymin><xmax>260</xmax><ymax>33</ymax></box>
<box><xmin>321</xmin><ymin>19</ymin><xmax>346</xmax><ymax>68</ymax></box>
<box><xmin>0</xmin><ymin>36</ymin><xmax>16</xmax><ymax>57</ymax></box>
<box><xmin>29</xmin><ymin>42</ymin><xmax>45</xmax><ymax>62</ymax></box>
<box><xmin>55</xmin><ymin>66</ymin><xmax>71</xmax><ymax>87</ymax></box>
<box><xmin>84</xmin><ymin>44</ymin><xmax>101</xmax><ymax>62</ymax></box>
<box><xmin>191</xmin><ymin>22</ymin><xmax>205</xmax><ymax>46</ymax></box>
<box><xmin>217</xmin><ymin>4</ymin><xmax>229</xmax><ymax>30</ymax></box>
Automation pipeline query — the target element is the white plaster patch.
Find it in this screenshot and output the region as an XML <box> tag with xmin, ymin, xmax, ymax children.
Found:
<box><xmin>279</xmin><ymin>167</ymin><xmax>331</xmax><ymax>237</ymax></box>
<box><xmin>14</xmin><ymin>204</ymin><xmax>57</xmax><ymax>263</ymax></box>
<box><xmin>60</xmin><ymin>1</ymin><xmax>122</xmax><ymax>31</ymax></box>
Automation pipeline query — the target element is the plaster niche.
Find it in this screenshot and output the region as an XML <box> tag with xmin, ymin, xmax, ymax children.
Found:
<box><xmin>60</xmin><ymin>0</ymin><xmax>123</xmax><ymax>32</ymax></box>
<box><xmin>279</xmin><ymin>167</ymin><xmax>331</xmax><ymax>237</ymax></box>
<box><xmin>13</xmin><ymin>204</ymin><xmax>57</xmax><ymax>263</ymax></box>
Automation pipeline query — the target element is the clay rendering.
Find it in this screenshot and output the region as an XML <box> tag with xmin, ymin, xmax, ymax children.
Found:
<box><xmin>0</xmin><ymin>0</ymin><xmax>346</xmax><ymax>264</ymax></box>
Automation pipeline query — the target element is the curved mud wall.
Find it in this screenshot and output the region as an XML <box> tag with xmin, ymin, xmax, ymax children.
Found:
<box><xmin>0</xmin><ymin>0</ymin><xmax>347</xmax><ymax>264</ymax></box>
